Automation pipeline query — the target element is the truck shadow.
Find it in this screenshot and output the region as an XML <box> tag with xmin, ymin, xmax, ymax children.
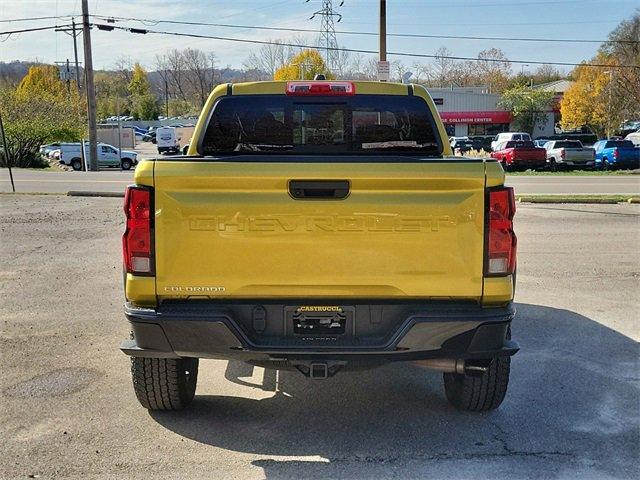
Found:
<box><xmin>150</xmin><ymin>303</ymin><xmax>639</xmax><ymax>479</ymax></box>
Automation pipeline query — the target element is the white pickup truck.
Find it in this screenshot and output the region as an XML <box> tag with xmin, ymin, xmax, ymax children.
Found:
<box><xmin>59</xmin><ymin>143</ymin><xmax>138</xmax><ymax>170</ymax></box>
<box><xmin>544</xmin><ymin>140</ymin><xmax>595</xmax><ymax>170</ymax></box>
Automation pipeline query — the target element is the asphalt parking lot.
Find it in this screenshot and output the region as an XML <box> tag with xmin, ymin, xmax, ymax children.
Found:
<box><xmin>1</xmin><ymin>195</ymin><xmax>638</xmax><ymax>479</ymax></box>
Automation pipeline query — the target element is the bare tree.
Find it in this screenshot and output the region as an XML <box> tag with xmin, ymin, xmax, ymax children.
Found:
<box><xmin>432</xmin><ymin>47</ymin><xmax>457</xmax><ymax>87</ymax></box>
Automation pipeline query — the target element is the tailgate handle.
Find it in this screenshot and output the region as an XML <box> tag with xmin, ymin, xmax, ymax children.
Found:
<box><xmin>289</xmin><ymin>180</ymin><xmax>350</xmax><ymax>200</ymax></box>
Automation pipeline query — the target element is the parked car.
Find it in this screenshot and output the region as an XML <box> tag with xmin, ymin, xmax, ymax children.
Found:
<box><xmin>156</xmin><ymin>126</ymin><xmax>181</xmax><ymax>154</ymax></box>
<box><xmin>491</xmin><ymin>132</ymin><xmax>531</xmax><ymax>151</ymax></box>
<box><xmin>142</xmin><ymin>131</ymin><xmax>157</xmax><ymax>143</ymax></box>
<box><xmin>120</xmin><ymin>79</ymin><xmax>519</xmax><ymax>412</ymax></box>
<box><xmin>468</xmin><ymin>135</ymin><xmax>494</xmax><ymax>152</ymax></box>
<box><xmin>533</xmin><ymin>139</ymin><xmax>551</xmax><ymax>148</ymax></box>
<box><xmin>490</xmin><ymin>140</ymin><xmax>546</xmax><ymax>171</ymax></box>
<box><xmin>59</xmin><ymin>143</ymin><xmax>138</xmax><ymax>170</ymax></box>
<box><xmin>617</xmin><ymin>121</ymin><xmax>640</xmax><ymax>138</ymax></box>
<box><xmin>452</xmin><ymin>139</ymin><xmax>481</xmax><ymax>155</ymax></box>
<box><xmin>593</xmin><ymin>140</ymin><xmax>640</xmax><ymax>170</ymax></box>
<box><xmin>39</xmin><ymin>143</ymin><xmax>61</xmax><ymax>156</ymax></box>
<box><xmin>544</xmin><ymin>140</ymin><xmax>595</xmax><ymax>170</ymax></box>
<box><xmin>449</xmin><ymin>136</ymin><xmax>469</xmax><ymax>146</ymax></box>
<box><xmin>625</xmin><ymin>130</ymin><xmax>640</xmax><ymax>147</ymax></box>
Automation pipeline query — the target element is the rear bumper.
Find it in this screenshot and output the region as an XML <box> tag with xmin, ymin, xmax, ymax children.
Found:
<box><xmin>120</xmin><ymin>301</ymin><xmax>518</xmax><ymax>362</ymax></box>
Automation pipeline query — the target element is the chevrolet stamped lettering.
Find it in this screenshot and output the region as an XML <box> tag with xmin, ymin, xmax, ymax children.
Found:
<box><xmin>121</xmin><ymin>80</ymin><xmax>518</xmax><ymax>413</ymax></box>
<box><xmin>189</xmin><ymin>214</ymin><xmax>456</xmax><ymax>233</ymax></box>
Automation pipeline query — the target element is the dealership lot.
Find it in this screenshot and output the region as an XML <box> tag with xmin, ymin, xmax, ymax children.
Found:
<box><xmin>1</xmin><ymin>168</ymin><xmax>640</xmax><ymax>195</ymax></box>
<box><xmin>1</xmin><ymin>196</ymin><xmax>638</xmax><ymax>479</ymax></box>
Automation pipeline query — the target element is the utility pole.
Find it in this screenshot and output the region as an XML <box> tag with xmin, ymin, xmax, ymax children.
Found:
<box><xmin>379</xmin><ymin>0</ymin><xmax>387</xmax><ymax>63</ymax></box>
<box><xmin>376</xmin><ymin>0</ymin><xmax>389</xmax><ymax>82</ymax></box>
<box><xmin>0</xmin><ymin>110</ymin><xmax>15</xmax><ymax>193</ymax></box>
<box><xmin>56</xmin><ymin>19</ymin><xmax>83</xmax><ymax>94</ymax></box>
<box><xmin>66</xmin><ymin>59</ymin><xmax>71</xmax><ymax>97</ymax></box>
<box><xmin>72</xmin><ymin>18</ymin><xmax>82</xmax><ymax>93</ymax></box>
<box><xmin>81</xmin><ymin>0</ymin><xmax>98</xmax><ymax>171</ymax></box>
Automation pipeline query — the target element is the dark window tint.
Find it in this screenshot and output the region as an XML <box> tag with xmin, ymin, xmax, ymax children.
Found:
<box><xmin>201</xmin><ymin>94</ymin><xmax>442</xmax><ymax>156</ymax></box>
<box><xmin>505</xmin><ymin>141</ymin><xmax>535</xmax><ymax>149</ymax></box>
<box><xmin>605</xmin><ymin>140</ymin><xmax>634</xmax><ymax>148</ymax></box>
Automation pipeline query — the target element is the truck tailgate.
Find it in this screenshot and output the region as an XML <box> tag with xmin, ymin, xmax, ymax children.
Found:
<box><xmin>565</xmin><ymin>148</ymin><xmax>593</xmax><ymax>163</ymax></box>
<box><xmin>153</xmin><ymin>159</ymin><xmax>486</xmax><ymax>300</ymax></box>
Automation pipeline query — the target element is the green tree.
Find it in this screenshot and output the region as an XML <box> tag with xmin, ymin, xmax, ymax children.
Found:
<box><xmin>499</xmin><ymin>84</ymin><xmax>554</xmax><ymax>135</ymax></box>
<box><xmin>128</xmin><ymin>63</ymin><xmax>159</xmax><ymax>120</ymax></box>
<box><xmin>0</xmin><ymin>87</ymin><xmax>85</xmax><ymax>168</ymax></box>
<box><xmin>273</xmin><ymin>49</ymin><xmax>334</xmax><ymax>80</ymax></box>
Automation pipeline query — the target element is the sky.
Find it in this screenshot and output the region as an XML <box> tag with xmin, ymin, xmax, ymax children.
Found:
<box><xmin>0</xmin><ymin>0</ymin><xmax>638</xmax><ymax>75</ymax></box>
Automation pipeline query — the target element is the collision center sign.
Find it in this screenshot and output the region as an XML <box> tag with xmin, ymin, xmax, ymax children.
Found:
<box><xmin>439</xmin><ymin>111</ymin><xmax>512</xmax><ymax>124</ymax></box>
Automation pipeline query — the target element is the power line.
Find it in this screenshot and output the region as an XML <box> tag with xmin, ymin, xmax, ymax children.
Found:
<box><xmin>91</xmin><ymin>15</ymin><xmax>639</xmax><ymax>45</ymax></box>
<box><xmin>0</xmin><ymin>15</ymin><xmax>71</xmax><ymax>23</ymax></box>
<box><xmin>95</xmin><ymin>23</ymin><xmax>640</xmax><ymax>69</ymax></box>
<box><xmin>0</xmin><ymin>24</ymin><xmax>71</xmax><ymax>37</ymax></box>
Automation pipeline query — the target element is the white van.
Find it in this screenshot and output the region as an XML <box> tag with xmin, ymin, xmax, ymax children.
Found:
<box><xmin>491</xmin><ymin>132</ymin><xmax>532</xmax><ymax>151</ymax></box>
<box><xmin>156</xmin><ymin>126</ymin><xmax>181</xmax><ymax>154</ymax></box>
<box><xmin>59</xmin><ymin>143</ymin><xmax>138</xmax><ymax>170</ymax></box>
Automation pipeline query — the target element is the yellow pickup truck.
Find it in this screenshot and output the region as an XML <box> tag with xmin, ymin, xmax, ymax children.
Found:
<box><xmin>120</xmin><ymin>79</ymin><xmax>518</xmax><ymax>412</ymax></box>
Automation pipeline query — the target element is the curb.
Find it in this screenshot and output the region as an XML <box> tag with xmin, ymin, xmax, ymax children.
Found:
<box><xmin>67</xmin><ymin>191</ymin><xmax>125</xmax><ymax>198</ymax></box>
<box><xmin>516</xmin><ymin>195</ymin><xmax>640</xmax><ymax>204</ymax></box>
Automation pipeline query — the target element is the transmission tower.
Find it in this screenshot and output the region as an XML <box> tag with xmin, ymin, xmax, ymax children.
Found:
<box><xmin>307</xmin><ymin>0</ymin><xmax>343</xmax><ymax>72</ymax></box>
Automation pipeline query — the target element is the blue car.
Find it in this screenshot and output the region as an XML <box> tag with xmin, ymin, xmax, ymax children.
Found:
<box><xmin>593</xmin><ymin>140</ymin><xmax>640</xmax><ymax>170</ymax></box>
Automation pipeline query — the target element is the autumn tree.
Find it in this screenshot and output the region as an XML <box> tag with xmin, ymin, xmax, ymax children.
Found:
<box><xmin>560</xmin><ymin>55</ymin><xmax>613</xmax><ymax>138</ymax></box>
<box><xmin>273</xmin><ymin>49</ymin><xmax>334</xmax><ymax>80</ymax></box>
<box><xmin>561</xmin><ymin>12</ymin><xmax>639</xmax><ymax>138</ymax></box>
<box><xmin>499</xmin><ymin>84</ymin><xmax>554</xmax><ymax>135</ymax></box>
<box><xmin>1</xmin><ymin>65</ymin><xmax>84</xmax><ymax>168</ymax></box>
<box><xmin>128</xmin><ymin>63</ymin><xmax>159</xmax><ymax>120</ymax></box>
<box><xmin>17</xmin><ymin>65</ymin><xmax>70</xmax><ymax>100</ymax></box>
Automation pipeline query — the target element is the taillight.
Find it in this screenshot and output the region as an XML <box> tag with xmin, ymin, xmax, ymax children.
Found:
<box><xmin>560</xmin><ymin>148</ymin><xmax>565</xmax><ymax>159</ymax></box>
<box><xmin>486</xmin><ymin>187</ymin><xmax>517</xmax><ymax>276</ymax></box>
<box><xmin>613</xmin><ymin>149</ymin><xmax>619</xmax><ymax>159</ymax></box>
<box><xmin>286</xmin><ymin>81</ymin><xmax>355</xmax><ymax>96</ymax></box>
<box><xmin>123</xmin><ymin>185</ymin><xmax>153</xmax><ymax>275</ymax></box>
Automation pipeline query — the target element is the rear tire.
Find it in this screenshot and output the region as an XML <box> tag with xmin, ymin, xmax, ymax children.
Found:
<box><xmin>443</xmin><ymin>325</ymin><xmax>512</xmax><ymax>412</ymax></box>
<box><xmin>443</xmin><ymin>356</ymin><xmax>511</xmax><ymax>411</ymax></box>
<box><xmin>131</xmin><ymin>357</ymin><xmax>199</xmax><ymax>410</ymax></box>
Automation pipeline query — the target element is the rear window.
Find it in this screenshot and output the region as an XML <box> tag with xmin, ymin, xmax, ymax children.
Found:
<box><xmin>513</xmin><ymin>134</ymin><xmax>531</xmax><ymax>141</ymax></box>
<box><xmin>555</xmin><ymin>141</ymin><xmax>583</xmax><ymax>148</ymax></box>
<box><xmin>201</xmin><ymin>94</ymin><xmax>442</xmax><ymax>156</ymax></box>
<box><xmin>505</xmin><ymin>141</ymin><xmax>535</xmax><ymax>149</ymax></box>
<box><xmin>605</xmin><ymin>140</ymin><xmax>634</xmax><ymax>148</ymax></box>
